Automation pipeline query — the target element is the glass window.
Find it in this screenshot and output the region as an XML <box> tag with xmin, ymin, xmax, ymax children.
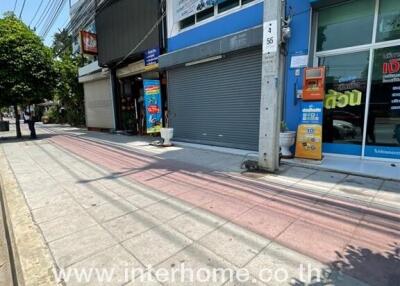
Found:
<box><xmin>218</xmin><ymin>0</ymin><xmax>240</xmax><ymax>13</ymax></box>
<box><xmin>317</xmin><ymin>0</ymin><xmax>375</xmax><ymax>51</ymax></box>
<box><xmin>367</xmin><ymin>46</ymin><xmax>400</xmax><ymax>146</ymax></box>
<box><xmin>319</xmin><ymin>52</ymin><xmax>370</xmax><ymax>145</ymax></box>
<box><xmin>241</xmin><ymin>0</ymin><xmax>256</xmax><ymax>5</ymax></box>
<box><xmin>180</xmin><ymin>15</ymin><xmax>195</xmax><ymax>29</ymax></box>
<box><xmin>377</xmin><ymin>0</ymin><xmax>400</xmax><ymax>42</ymax></box>
<box><xmin>196</xmin><ymin>7</ymin><xmax>214</xmax><ymax>22</ymax></box>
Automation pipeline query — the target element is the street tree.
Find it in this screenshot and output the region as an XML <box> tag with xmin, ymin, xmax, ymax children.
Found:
<box><xmin>0</xmin><ymin>13</ymin><xmax>55</xmax><ymax>138</ymax></box>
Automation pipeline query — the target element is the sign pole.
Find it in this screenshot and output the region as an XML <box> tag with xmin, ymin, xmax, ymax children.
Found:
<box><xmin>258</xmin><ymin>0</ymin><xmax>284</xmax><ymax>172</ymax></box>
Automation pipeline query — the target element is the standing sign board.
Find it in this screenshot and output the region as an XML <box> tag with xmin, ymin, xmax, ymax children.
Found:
<box><xmin>295</xmin><ymin>102</ymin><xmax>324</xmax><ymax>160</ymax></box>
<box><xmin>143</xmin><ymin>80</ymin><xmax>163</xmax><ymax>134</ymax></box>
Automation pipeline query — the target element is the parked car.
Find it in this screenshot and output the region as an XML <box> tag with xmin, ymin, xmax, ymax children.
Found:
<box><xmin>333</xmin><ymin>120</ymin><xmax>357</xmax><ymax>139</ymax></box>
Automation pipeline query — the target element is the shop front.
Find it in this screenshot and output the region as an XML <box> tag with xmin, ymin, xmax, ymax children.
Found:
<box><xmin>290</xmin><ymin>0</ymin><xmax>400</xmax><ymax>161</ymax></box>
<box><xmin>115</xmin><ymin>60</ymin><xmax>167</xmax><ymax>135</ymax></box>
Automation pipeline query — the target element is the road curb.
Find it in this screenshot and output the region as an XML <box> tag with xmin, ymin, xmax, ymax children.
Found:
<box><xmin>0</xmin><ymin>147</ymin><xmax>60</xmax><ymax>286</ymax></box>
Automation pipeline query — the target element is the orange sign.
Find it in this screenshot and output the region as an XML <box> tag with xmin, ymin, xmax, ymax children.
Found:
<box><xmin>303</xmin><ymin>67</ymin><xmax>326</xmax><ymax>101</ymax></box>
<box><xmin>295</xmin><ymin>124</ymin><xmax>322</xmax><ymax>160</ymax></box>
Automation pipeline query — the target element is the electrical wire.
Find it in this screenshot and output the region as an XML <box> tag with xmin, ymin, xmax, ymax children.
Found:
<box><xmin>34</xmin><ymin>0</ymin><xmax>57</xmax><ymax>29</ymax></box>
<box><xmin>42</xmin><ymin>0</ymin><xmax>68</xmax><ymax>39</ymax></box>
<box><xmin>29</xmin><ymin>0</ymin><xmax>45</xmax><ymax>26</ymax></box>
<box><xmin>40</xmin><ymin>0</ymin><xmax>64</xmax><ymax>35</ymax></box>
<box><xmin>18</xmin><ymin>0</ymin><xmax>26</xmax><ymax>18</ymax></box>
<box><xmin>13</xmin><ymin>0</ymin><xmax>18</xmax><ymax>13</ymax></box>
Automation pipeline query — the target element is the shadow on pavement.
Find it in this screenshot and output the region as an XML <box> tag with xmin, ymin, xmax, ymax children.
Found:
<box><xmin>291</xmin><ymin>243</ymin><xmax>400</xmax><ymax>286</ymax></box>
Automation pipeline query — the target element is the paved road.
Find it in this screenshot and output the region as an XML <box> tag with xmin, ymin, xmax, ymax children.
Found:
<box><xmin>0</xmin><ymin>122</ymin><xmax>399</xmax><ymax>285</ymax></box>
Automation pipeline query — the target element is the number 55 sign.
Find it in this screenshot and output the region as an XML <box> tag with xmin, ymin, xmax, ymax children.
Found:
<box><xmin>263</xmin><ymin>20</ymin><xmax>278</xmax><ymax>54</ymax></box>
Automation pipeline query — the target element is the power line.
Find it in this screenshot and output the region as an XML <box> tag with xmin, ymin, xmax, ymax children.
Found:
<box><xmin>39</xmin><ymin>0</ymin><xmax>63</xmax><ymax>35</ymax></box>
<box><xmin>13</xmin><ymin>0</ymin><xmax>18</xmax><ymax>13</ymax></box>
<box><xmin>34</xmin><ymin>0</ymin><xmax>57</xmax><ymax>29</ymax></box>
<box><xmin>18</xmin><ymin>0</ymin><xmax>26</xmax><ymax>19</ymax></box>
<box><xmin>29</xmin><ymin>0</ymin><xmax>45</xmax><ymax>26</ymax></box>
<box><xmin>42</xmin><ymin>0</ymin><xmax>68</xmax><ymax>39</ymax></box>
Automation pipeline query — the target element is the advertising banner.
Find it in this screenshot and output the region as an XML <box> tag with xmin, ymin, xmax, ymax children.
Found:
<box><xmin>174</xmin><ymin>0</ymin><xmax>224</xmax><ymax>22</ymax></box>
<box><xmin>295</xmin><ymin>101</ymin><xmax>323</xmax><ymax>160</ymax></box>
<box><xmin>382</xmin><ymin>51</ymin><xmax>400</xmax><ymax>113</ymax></box>
<box><xmin>143</xmin><ymin>80</ymin><xmax>163</xmax><ymax>133</ymax></box>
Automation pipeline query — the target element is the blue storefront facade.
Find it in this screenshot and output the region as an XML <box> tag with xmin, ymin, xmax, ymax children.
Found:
<box><xmin>160</xmin><ymin>0</ymin><xmax>400</xmax><ymax>161</ymax></box>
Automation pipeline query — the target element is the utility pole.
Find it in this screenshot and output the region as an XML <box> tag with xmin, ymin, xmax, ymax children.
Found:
<box><xmin>258</xmin><ymin>0</ymin><xmax>284</xmax><ymax>172</ymax></box>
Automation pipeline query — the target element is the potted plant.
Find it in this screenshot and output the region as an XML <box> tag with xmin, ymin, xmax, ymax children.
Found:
<box><xmin>279</xmin><ymin>121</ymin><xmax>296</xmax><ymax>158</ymax></box>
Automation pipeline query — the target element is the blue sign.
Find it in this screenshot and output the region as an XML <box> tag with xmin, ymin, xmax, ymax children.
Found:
<box><xmin>300</xmin><ymin>101</ymin><xmax>323</xmax><ymax>125</ymax></box>
<box><xmin>143</xmin><ymin>80</ymin><xmax>163</xmax><ymax>133</ymax></box>
<box><xmin>144</xmin><ymin>48</ymin><xmax>160</xmax><ymax>66</ymax></box>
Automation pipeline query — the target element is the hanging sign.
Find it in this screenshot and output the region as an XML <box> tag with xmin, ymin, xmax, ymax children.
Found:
<box><xmin>144</xmin><ymin>48</ymin><xmax>160</xmax><ymax>70</ymax></box>
<box><xmin>143</xmin><ymin>80</ymin><xmax>163</xmax><ymax>134</ymax></box>
<box><xmin>80</xmin><ymin>30</ymin><xmax>97</xmax><ymax>55</ymax></box>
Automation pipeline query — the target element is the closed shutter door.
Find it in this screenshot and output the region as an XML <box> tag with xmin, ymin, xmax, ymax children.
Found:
<box><xmin>84</xmin><ymin>78</ymin><xmax>114</xmax><ymax>129</ymax></box>
<box><xmin>168</xmin><ymin>48</ymin><xmax>261</xmax><ymax>150</ymax></box>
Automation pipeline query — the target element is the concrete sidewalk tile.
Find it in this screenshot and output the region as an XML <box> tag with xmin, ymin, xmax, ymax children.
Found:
<box><xmin>64</xmin><ymin>245</ymin><xmax>142</xmax><ymax>286</ymax></box>
<box><xmin>69</xmin><ymin>188</ymin><xmax>120</xmax><ymax>209</ymax></box>
<box><xmin>276</xmin><ymin>219</ymin><xmax>351</xmax><ymax>263</ymax></box>
<box><xmin>155</xmin><ymin>182</ymin><xmax>193</xmax><ymax>196</ymax></box>
<box><xmin>87</xmin><ymin>199</ymin><xmax>138</xmax><ymax>223</ymax></box>
<box><xmin>341</xmin><ymin>175</ymin><xmax>383</xmax><ymax>191</ymax></box>
<box><xmin>39</xmin><ymin>211</ymin><xmax>97</xmax><ymax>242</ymax></box>
<box><xmin>222</xmin><ymin>277</ymin><xmax>267</xmax><ymax>286</ymax></box>
<box><xmin>122</xmin><ymin>225</ymin><xmax>193</xmax><ymax>266</ymax></box>
<box><xmin>31</xmin><ymin>198</ymin><xmax>84</xmax><ymax>223</ymax></box>
<box><xmin>125</xmin><ymin>193</ymin><xmax>165</xmax><ymax>208</ymax></box>
<box><xmin>125</xmin><ymin>275</ymin><xmax>163</xmax><ymax>286</ymax></box>
<box><xmin>25</xmin><ymin>191</ymin><xmax>72</xmax><ymax>210</ymax></box>
<box><xmin>380</xmin><ymin>180</ymin><xmax>400</xmax><ymax>193</ymax></box>
<box><xmin>155</xmin><ymin>243</ymin><xmax>235</xmax><ymax>286</ymax></box>
<box><xmin>301</xmin><ymin>201</ymin><xmax>363</xmax><ymax>235</ymax></box>
<box><xmin>301</xmin><ymin>171</ymin><xmax>347</xmax><ymax>188</ymax></box>
<box><xmin>263</xmin><ymin>167</ymin><xmax>317</xmax><ymax>186</ymax></box>
<box><xmin>102</xmin><ymin>210</ymin><xmax>161</xmax><ymax>242</ymax></box>
<box><xmin>328</xmin><ymin>187</ymin><xmax>377</xmax><ymax>204</ymax></box>
<box><xmin>232</xmin><ymin>206</ymin><xmax>296</xmax><ymax>240</ymax></box>
<box><xmin>176</xmin><ymin>188</ymin><xmax>218</xmax><ymax>207</ymax></box>
<box><xmin>199</xmin><ymin>223</ymin><xmax>270</xmax><ymax>268</ymax></box>
<box><xmin>49</xmin><ymin>225</ymin><xmax>117</xmax><ymax>268</ymax></box>
<box><xmin>246</xmin><ymin>242</ymin><xmax>365</xmax><ymax>286</ymax></box>
<box><xmin>262</xmin><ymin>192</ymin><xmax>315</xmax><ymax>218</ymax></box>
<box><xmin>202</xmin><ymin>197</ymin><xmax>254</xmax><ymax>221</ymax></box>
<box><xmin>143</xmin><ymin>198</ymin><xmax>193</xmax><ymax>222</ymax></box>
<box><xmin>168</xmin><ymin>208</ymin><xmax>226</xmax><ymax>241</ymax></box>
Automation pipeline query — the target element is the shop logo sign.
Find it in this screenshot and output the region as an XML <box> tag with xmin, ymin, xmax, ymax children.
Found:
<box><xmin>383</xmin><ymin>58</ymin><xmax>400</xmax><ymax>83</ymax></box>
<box><xmin>324</xmin><ymin>89</ymin><xmax>362</xmax><ymax>109</ymax></box>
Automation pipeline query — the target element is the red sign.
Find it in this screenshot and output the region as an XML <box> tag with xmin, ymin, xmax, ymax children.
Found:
<box><xmin>147</xmin><ymin>105</ymin><xmax>160</xmax><ymax>114</ymax></box>
<box><xmin>80</xmin><ymin>31</ymin><xmax>97</xmax><ymax>55</ymax></box>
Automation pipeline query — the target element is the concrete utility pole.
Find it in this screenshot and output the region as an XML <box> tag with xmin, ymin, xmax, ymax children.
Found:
<box><xmin>258</xmin><ymin>0</ymin><xmax>284</xmax><ymax>172</ymax></box>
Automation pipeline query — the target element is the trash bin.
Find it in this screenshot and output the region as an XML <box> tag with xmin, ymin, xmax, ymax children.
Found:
<box><xmin>0</xmin><ymin>121</ymin><xmax>10</xmax><ymax>132</ymax></box>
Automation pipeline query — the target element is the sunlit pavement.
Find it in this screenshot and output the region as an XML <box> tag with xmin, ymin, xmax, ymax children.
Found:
<box><xmin>0</xmin><ymin>122</ymin><xmax>399</xmax><ymax>285</ymax></box>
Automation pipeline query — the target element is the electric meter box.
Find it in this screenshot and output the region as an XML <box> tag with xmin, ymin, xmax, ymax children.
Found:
<box><xmin>302</xmin><ymin>67</ymin><xmax>326</xmax><ymax>101</ymax></box>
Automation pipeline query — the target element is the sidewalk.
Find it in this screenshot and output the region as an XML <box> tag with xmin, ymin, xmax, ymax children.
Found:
<box><xmin>0</xmin><ymin>122</ymin><xmax>399</xmax><ymax>285</ymax></box>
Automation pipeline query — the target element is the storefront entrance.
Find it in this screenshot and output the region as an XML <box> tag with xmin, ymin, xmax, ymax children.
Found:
<box><xmin>314</xmin><ymin>0</ymin><xmax>400</xmax><ymax>160</ymax></box>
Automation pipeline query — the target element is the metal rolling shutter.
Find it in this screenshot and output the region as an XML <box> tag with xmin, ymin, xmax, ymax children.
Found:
<box><xmin>168</xmin><ymin>48</ymin><xmax>261</xmax><ymax>150</ymax></box>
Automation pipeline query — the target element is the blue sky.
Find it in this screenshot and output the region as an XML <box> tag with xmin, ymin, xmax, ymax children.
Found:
<box><xmin>0</xmin><ymin>0</ymin><xmax>78</xmax><ymax>46</ymax></box>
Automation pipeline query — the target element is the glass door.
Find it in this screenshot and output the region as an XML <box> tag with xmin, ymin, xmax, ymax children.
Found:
<box><xmin>364</xmin><ymin>45</ymin><xmax>400</xmax><ymax>160</ymax></box>
<box><xmin>318</xmin><ymin>52</ymin><xmax>370</xmax><ymax>156</ymax></box>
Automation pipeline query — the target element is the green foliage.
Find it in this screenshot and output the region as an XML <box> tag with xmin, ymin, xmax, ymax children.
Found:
<box><xmin>51</xmin><ymin>29</ymin><xmax>86</xmax><ymax>127</ymax></box>
<box><xmin>0</xmin><ymin>14</ymin><xmax>55</xmax><ymax>108</ymax></box>
<box><xmin>43</xmin><ymin>105</ymin><xmax>60</xmax><ymax>124</ymax></box>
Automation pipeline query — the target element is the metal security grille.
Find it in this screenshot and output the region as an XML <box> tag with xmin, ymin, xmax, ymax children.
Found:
<box><xmin>168</xmin><ymin>48</ymin><xmax>262</xmax><ymax>150</ymax></box>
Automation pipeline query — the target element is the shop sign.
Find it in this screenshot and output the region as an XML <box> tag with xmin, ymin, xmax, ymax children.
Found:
<box><xmin>174</xmin><ymin>0</ymin><xmax>224</xmax><ymax>22</ymax></box>
<box><xmin>144</xmin><ymin>48</ymin><xmax>160</xmax><ymax>70</ymax></box>
<box><xmin>300</xmin><ymin>102</ymin><xmax>323</xmax><ymax>124</ymax></box>
<box><xmin>143</xmin><ymin>80</ymin><xmax>163</xmax><ymax>134</ymax></box>
<box><xmin>324</xmin><ymin>89</ymin><xmax>362</xmax><ymax>109</ymax></box>
<box><xmin>295</xmin><ymin>124</ymin><xmax>323</xmax><ymax>160</ymax></box>
<box><xmin>382</xmin><ymin>52</ymin><xmax>400</xmax><ymax>112</ymax></box>
<box><xmin>80</xmin><ymin>30</ymin><xmax>97</xmax><ymax>55</ymax></box>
